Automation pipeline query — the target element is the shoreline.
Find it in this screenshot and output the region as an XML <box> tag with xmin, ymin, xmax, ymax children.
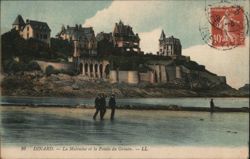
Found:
<box><xmin>1</xmin><ymin>104</ymin><xmax>249</xmax><ymax>112</ymax></box>
<box><xmin>1</xmin><ymin>95</ymin><xmax>249</xmax><ymax>99</ymax></box>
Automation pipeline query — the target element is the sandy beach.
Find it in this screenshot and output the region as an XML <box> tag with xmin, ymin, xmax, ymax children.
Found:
<box><xmin>1</xmin><ymin>106</ymin><xmax>249</xmax><ymax>159</ymax></box>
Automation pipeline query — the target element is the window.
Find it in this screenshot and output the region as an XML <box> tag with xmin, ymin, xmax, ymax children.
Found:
<box><xmin>44</xmin><ymin>34</ymin><xmax>47</xmax><ymax>39</ymax></box>
<box><xmin>27</xmin><ymin>26</ymin><xmax>29</xmax><ymax>31</ymax></box>
<box><xmin>27</xmin><ymin>33</ymin><xmax>29</xmax><ymax>38</ymax></box>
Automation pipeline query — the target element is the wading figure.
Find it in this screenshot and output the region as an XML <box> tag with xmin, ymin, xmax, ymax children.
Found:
<box><xmin>210</xmin><ymin>99</ymin><xmax>215</xmax><ymax>113</ymax></box>
<box><xmin>93</xmin><ymin>94</ymin><xmax>101</xmax><ymax>120</ymax></box>
<box><xmin>100</xmin><ymin>94</ymin><xmax>106</xmax><ymax>120</ymax></box>
<box><xmin>109</xmin><ymin>94</ymin><xmax>116</xmax><ymax>120</ymax></box>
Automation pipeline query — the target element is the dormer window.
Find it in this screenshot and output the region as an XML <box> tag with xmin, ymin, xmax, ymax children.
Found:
<box><xmin>27</xmin><ymin>26</ymin><xmax>29</xmax><ymax>31</ymax></box>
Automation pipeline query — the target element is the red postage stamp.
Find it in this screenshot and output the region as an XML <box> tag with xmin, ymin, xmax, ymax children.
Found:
<box><xmin>210</xmin><ymin>6</ymin><xmax>245</xmax><ymax>48</ymax></box>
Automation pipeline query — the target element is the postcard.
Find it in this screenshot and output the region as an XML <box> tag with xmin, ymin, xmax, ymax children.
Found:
<box><xmin>0</xmin><ymin>0</ymin><xmax>249</xmax><ymax>159</ymax></box>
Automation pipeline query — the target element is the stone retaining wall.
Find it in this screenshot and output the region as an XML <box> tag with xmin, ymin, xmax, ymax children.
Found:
<box><xmin>36</xmin><ymin>60</ymin><xmax>74</xmax><ymax>72</ymax></box>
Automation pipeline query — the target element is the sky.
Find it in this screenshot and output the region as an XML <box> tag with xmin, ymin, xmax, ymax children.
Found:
<box><xmin>1</xmin><ymin>0</ymin><xmax>249</xmax><ymax>88</ymax></box>
<box><xmin>1</xmin><ymin>1</ymin><xmax>112</xmax><ymax>36</ymax></box>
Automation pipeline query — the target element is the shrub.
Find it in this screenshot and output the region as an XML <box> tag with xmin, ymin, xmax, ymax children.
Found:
<box><xmin>27</xmin><ymin>61</ymin><xmax>41</xmax><ymax>71</ymax></box>
<box><xmin>2</xmin><ymin>60</ymin><xmax>42</xmax><ymax>73</ymax></box>
<box><xmin>2</xmin><ymin>60</ymin><xmax>22</xmax><ymax>73</ymax></box>
<box><xmin>45</xmin><ymin>65</ymin><xmax>56</xmax><ymax>76</ymax></box>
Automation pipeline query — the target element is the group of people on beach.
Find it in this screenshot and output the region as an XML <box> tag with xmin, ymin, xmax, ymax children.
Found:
<box><xmin>93</xmin><ymin>96</ymin><xmax>215</xmax><ymax>120</ymax></box>
<box><xmin>93</xmin><ymin>93</ymin><xmax>116</xmax><ymax>120</ymax></box>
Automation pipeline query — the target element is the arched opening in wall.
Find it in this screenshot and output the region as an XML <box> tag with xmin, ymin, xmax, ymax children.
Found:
<box><xmin>90</xmin><ymin>64</ymin><xmax>93</xmax><ymax>77</ymax></box>
<box><xmin>85</xmin><ymin>63</ymin><xmax>88</xmax><ymax>76</ymax></box>
<box><xmin>79</xmin><ymin>63</ymin><xmax>83</xmax><ymax>74</ymax></box>
<box><xmin>104</xmin><ymin>64</ymin><xmax>110</xmax><ymax>78</ymax></box>
<box><xmin>99</xmin><ymin>64</ymin><xmax>103</xmax><ymax>78</ymax></box>
<box><xmin>94</xmin><ymin>64</ymin><xmax>98</xmax><ymax>78</ymax></box>
<box><xmin>166</xmin><ymin>71</ymin><xmax>169</xmax><ymax>82</ymax></box>
<box><xmin>154</xmin><ymin>71</ymin><xmax>158</xmax><ymax>83</ymax></box>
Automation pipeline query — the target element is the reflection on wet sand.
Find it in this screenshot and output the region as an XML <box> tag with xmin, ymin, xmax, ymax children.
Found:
<box><xmin>0</xmin><ymin>106</ymin><xmax>248</xmax><ymax>147</ymax></box>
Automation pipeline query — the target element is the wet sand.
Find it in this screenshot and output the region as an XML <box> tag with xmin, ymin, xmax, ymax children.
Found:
<box><xmin>1</xmin><ymin>105</ymin><xmax>248</xmax><ymax>121</ymax></box>
<box><xmin>0</xmin><ymin>106</ymin><xmax>249</xmax><ymax>158</ymax></box>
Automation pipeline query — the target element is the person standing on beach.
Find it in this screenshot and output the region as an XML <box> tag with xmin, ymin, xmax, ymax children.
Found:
<box><xmin>93</xmin><ymin>94</ymin><xmax>101</xmax><ymax>120</ymax></box>
<box><xmin>109</xmin><ymin>94</ymin><xmax>116</xmax><ymax>120</ymax></box>
<box><xmin>210</xmin><ymin>99</ymin><xmax>215</xmax><ymax>113</ymax></box>
<box><xmin>100</xmin><ymin>94</ymin><xmax>106</xmax><ymax>120</ymax></box>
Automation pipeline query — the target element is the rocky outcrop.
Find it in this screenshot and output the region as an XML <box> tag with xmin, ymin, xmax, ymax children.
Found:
<box><xmin>1</xmin><ymin>71</ymin><xmax>246</xmax><ymax>98</ymax></box>
<box><xmin>238</xmin><ymin>84</ymin><xmax>249</xmax><ymax>96</ymax></box>
<box><xmin>239</xmin><ymin>84</ymin><xmax>249</xmax><ymax>91</ymax></box>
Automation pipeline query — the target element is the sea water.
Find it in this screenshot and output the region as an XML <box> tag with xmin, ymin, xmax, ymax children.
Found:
<box><xmin>1</xmin><ymin>96</ymin><xmax>249</xmax><ymax>108</ymax></box>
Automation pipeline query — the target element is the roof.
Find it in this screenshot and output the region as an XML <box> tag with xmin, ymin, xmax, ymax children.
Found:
<box><xmin>58</xmin><ymin>25</ymin><xmax>95</xmax><ymax>41</ymax></box>
<box><xmin>165</xmin><ymin>36</ymin><xmax>181</xmax><ymax>45</ymax></box>
<box><xmin>12</xmin><ymin>15</ymin><xmax>25</xmax><ymax>26</ymax></box>
<box><xmin>113</xmin><ymin>21</ymin><xmax>140</xmax><ymax>41</ymax></box>
<box><xmin>114</xmin><ymin>21</ymin><xmax>134</xmax><ymax>35</ymax></box>
<box><xmin>96</xmin><ymin>32</ymin><xmax>113</xmax><ymax>41</ymax></box>
<box><xmin>159</xmin><ymin>30</ymin><xmax>166</xmax><ymax>41</ymax></box>
<box><xmin>74</xmin><ymin>27</ymin><xmax>95</xmax><ymax>41</ymax></box>
<box><xmin>26</xmin><ymin>20</ymin><xmax>51</xmax><ymax>32</ymax></box>
<box><xmin>160</xmin><ymin>33</ymin><xmax>181</xmax><ymax>46</ymax></box>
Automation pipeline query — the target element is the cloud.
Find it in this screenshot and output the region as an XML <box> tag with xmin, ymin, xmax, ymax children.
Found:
<box><xmin>139</xmin><ymin>28</ymin><xmax>162</xmax><ymax>54</ymax></box>
<box><xmin>83</xmin><ymin>1</ymin><xmax>169</xmax><ymax>53</ymax></box>
<box><xmin>82</xmin><ymin>1</ymin><xmax>212</xmax><ymax>53</ymax></box>
<box><xmin>83</xmin><ymin>1</ymin><xmax>165</xmax><ymax>33</ymax></box>
<box><xmin>83</xmin><ymin>1</ymin><xmax>249</xmax><ymax>88</ymax></box>
<box><xmin>139</xmin><ymin>28</ymin><xmax>178</xmax><ymax>54</ymax></box>
<box><xmin>183</xmin><ymin>38</ymin><xmax>249</xmax><ymax>89</ymax></box>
